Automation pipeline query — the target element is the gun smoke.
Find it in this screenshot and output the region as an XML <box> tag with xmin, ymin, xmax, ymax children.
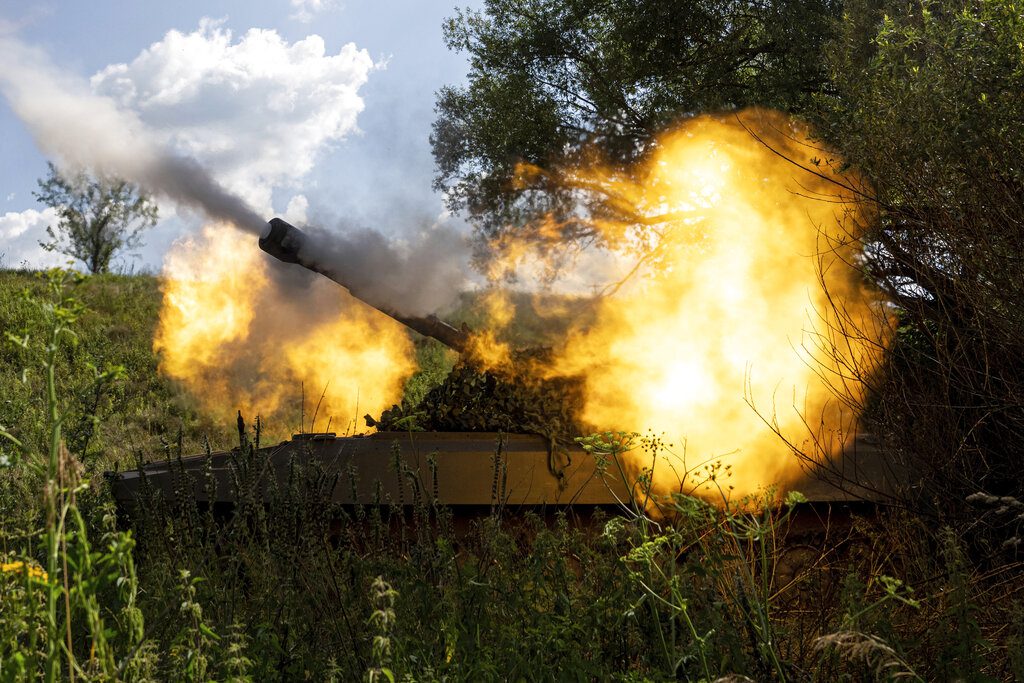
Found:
<box><xmin>0</xmin><ymin>35</ymin><xmax>265</xmax><ymax>234</ymax></box>
<box><xmin>0</xmin><ymin>32</ymin><xmax>470</xmax><ymax>319</ymax></box>
<box><xmin>292</xmin><ymin>222</ymin><xmax>468</xmax><ymax>318</ymax></box>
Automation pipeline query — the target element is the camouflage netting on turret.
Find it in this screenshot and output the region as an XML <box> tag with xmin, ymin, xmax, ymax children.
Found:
<box><xmin>367</xmin><ymin>353</ymin><xmax>588</xmax><ymax>475</ymax></box>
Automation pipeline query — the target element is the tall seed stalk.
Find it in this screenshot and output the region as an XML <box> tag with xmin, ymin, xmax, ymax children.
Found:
<box><xmin>40</xmin><ymin>269</ymin><xmax>82</xmax><ymax>683</ymax></box>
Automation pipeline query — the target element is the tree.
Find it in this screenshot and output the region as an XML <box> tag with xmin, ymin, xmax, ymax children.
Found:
<box><xmin>434</xmin><ymin>0</ymin><xmax>1024</xmax><ymax>522</ymax></box>
<box><xmin>807</xmin><ymin>0</ymin><xmax>1024</xmax><ymax>515</ymax></box>
<box><xmin>34</xmin><ymin>162</ymin><xmax>158</xmax><ymax>274</ymax></box>
<box><xmin>431</xmin><ymin>0</ymin><xmax>841</xmax><ymax>266</ymax></box>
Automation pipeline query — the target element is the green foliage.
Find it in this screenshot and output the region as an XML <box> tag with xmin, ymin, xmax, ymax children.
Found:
<box><xmin>432</xmin><ymin>0</ymin><xmax>841</xmax><ymax>260</ymax></box>
<box><xmin>375</xmin><ymin>360</ymin><xmax>584</xmax><ymax>449</ymax></box>
<box><xmin>219</xmin><ymin>624</ymin><xmax>254</xmax><ymax>683</ymax></box>
<box><xmin>932</xmin><ymin>529</ymin><xmax>994</xmax><ymax>683</ymax></box>
<box><xmin>813</xmin><ymin>0</ymin><xmax>1024</xmax><ymax>322</ymax></box>
<box><xmin>34</xmin><ymin>163</ymin><xmax>158</xmax><ymax>274</ymax></box>
<box><xmin>0</xmin><ymin>270</ymin><xmax>223</xmax><ymax>474</ymax></box>
<box><xmin>808</xmin><ymin>0</ymin><xmax>1024</xmax><ymax>520</ymax></box>
<box><xmin>0</xmin><ymin>270</ymin><xmax>1020</xmax><ymax>680</ymax></box>
<box><xmin>0</xmin><ymin>270</ymin><xmax>160</xmax><ymax>681</ymax></box>
<box><xmin>0</xmin><ymin>562</ymin><xmax>47</xmax><ymax>680</ymax></box>
<box><xmin>400</xmin><ymin>340</ymin><xmax>458</xmax><ymax>410</ymax></box>
<box><xmin>366</xmin><ymin>577</ymin><xmax>398</xmax><ymax>683</ymax></box>
<box><xmin>167</xmin><ymin>570</ymin><xmax>219</xmax><ymax>682</ymax></box>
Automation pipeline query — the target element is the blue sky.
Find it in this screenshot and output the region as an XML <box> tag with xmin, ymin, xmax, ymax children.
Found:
<box><xmin>0</xmin><ymin>0</ymin><xmax>479</xmax><ymax>270</ymax></box>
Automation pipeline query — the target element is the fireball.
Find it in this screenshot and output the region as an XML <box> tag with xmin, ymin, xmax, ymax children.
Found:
<box><xmin>154</xmin><ymin>223</ymin><xmax>416</xmax><ymax>438</ymax></box>
<box><xmin>480</xmin><ymin>110</ymin><xmax>884</xmax><ymax>498</ymax></box>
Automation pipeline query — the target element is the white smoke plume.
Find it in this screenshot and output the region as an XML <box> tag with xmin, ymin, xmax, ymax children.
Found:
<box><xmin>0</xmin><ymin>27</ymin><xmax>473</xmax><ymax>318</ymax></box>
<box><xmin>0</xmin><ymin>33</ymin><xmax>266</xmax><ymax>234</ymax></box>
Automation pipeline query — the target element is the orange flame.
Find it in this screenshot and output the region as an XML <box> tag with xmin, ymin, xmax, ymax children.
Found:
<box><xmin>481</xmin><ymin>110</ymin><xmax>886</xmax><ymax>498</ymax></box>
<box><xmin>154</xmin><ymin>223</ymin><xmax>416</xmax><ymax>437</ymax></box>
<box><xmin>464</xmin><ymin>289</ymin><xmax>516</xmax><ymax>371</ymax></box>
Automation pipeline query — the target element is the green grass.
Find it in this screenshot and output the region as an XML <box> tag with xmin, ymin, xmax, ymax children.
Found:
<box><xmin>0</xmin><ymin>269</ymin><xmax>1022</xmax><ymax>681</ymax></box>
<box><xmin>0</xmin><ymin>269</ymin><xmax>226</xmax><ymax>471</ymax></box>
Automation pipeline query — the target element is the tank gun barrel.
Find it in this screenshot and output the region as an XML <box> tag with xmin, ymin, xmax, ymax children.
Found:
<box><xmin>259</xmin><ymin>217</ymin><xmax>469</xmax><ymax>352</ymax></box>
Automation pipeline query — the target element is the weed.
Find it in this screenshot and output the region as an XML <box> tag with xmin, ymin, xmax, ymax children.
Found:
<box><xmin>0</xmin><ymin>270</ymin><xmax>1022</xmax><ymax>680</ymax></box>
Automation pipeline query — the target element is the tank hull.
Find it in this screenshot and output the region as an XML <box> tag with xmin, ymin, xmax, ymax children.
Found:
<box><xmin>107</xmin><ymin>431</ymin><xmax>898</xmax><ymax>513</ymax></box>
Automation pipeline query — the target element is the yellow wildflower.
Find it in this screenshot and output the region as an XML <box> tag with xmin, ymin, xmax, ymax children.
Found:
<box><xmin>1</xmin><ymin>561</ymin><xmax>48</xmax><ymax>582</ymax></box>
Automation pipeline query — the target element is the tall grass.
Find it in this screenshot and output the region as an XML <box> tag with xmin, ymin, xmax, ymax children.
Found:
<box><xmin>0</xmin><ymin>269</ymin><xmax>1021</xmax><ymax>681</ymax></box>
<box><xmin>1</xmin><ymin>270</ymin><xmax>148</xmax><ymax>679</ymax></box>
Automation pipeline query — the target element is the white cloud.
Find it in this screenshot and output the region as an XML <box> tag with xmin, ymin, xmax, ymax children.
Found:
<box><xmin>0</xmin><ymin>207</ymin><xmax>51</xmax><ymax>239</ymax></box>
<box><xmin>90</xmin><ymin>18</ymin><xmax>374</xmax><ymax>216</ymax></box>
<box><xmin>290</xmin><ymin>0</ymin><xmax>339</xmax><ymax>24</ymax></box>
<box><xmin>0</xmin><ymin>207</ymin><xmax>65</xmax><ymax>269</ymax></box>
<box><xmin>0</xmin><ymin>21</ymin><xmax>375</xmax><ymax>269</ymax></box>
<box><xmin>283</xmin><ymin>194</ymin><xmax>309</xmax><ymax>223</ymax></box>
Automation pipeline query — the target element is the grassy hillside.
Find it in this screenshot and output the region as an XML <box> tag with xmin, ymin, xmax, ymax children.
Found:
<box><xmin>0</xmin><ymin>270</ymin><xmax>227</xmax><ymax>470</ymax></box>
<box><xmin>0</xmin><ymin>269</ymin><xmax>485</xmax><ymax>468</ymax></box>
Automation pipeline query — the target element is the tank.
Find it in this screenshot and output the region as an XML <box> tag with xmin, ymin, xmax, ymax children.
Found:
<box><xmin>105</xmin><ymin>219</ymin><xmax>905</xmax><ymax>521</ymax></box>
<box><xmin>109</xmin><ymin>432</ymin><xmax>626</xmax><ymax>511</ymax></box>
<box><xmin>106</xmin><ymin>430</ymin><xmax>898</xmax><ymax>514</ymax></box>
